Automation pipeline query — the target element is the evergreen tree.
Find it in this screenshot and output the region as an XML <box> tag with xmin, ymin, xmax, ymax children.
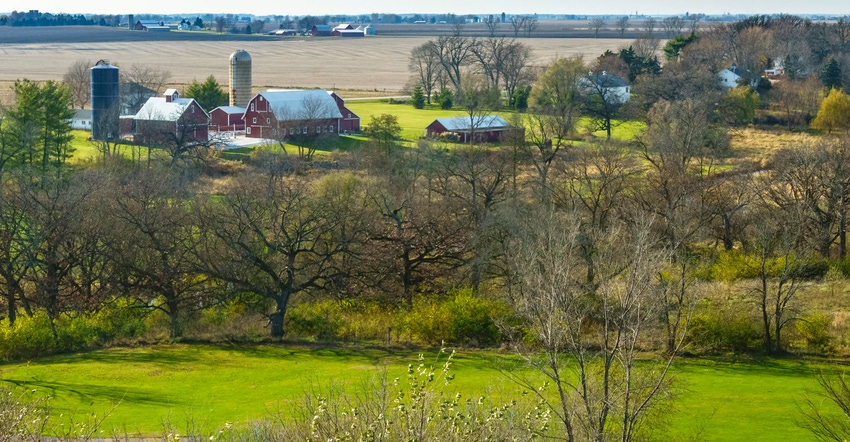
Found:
<box><xmin>820</xmin><ymin>58</ymin><xmax>843</xmax><ymax>91</ymax></box>
<box><xmin>412</xmin><ymin>84</ymin><xmax>425</xmax><ymax>109</ymax></box>
<box><xmin>185</xmin><ymin>75</ymin><xmax>228</xmax><ymax>113</ymax></box>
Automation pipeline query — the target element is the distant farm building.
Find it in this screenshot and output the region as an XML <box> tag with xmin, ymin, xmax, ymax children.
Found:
<box><xmin>334</xmin><ymin>29</ymin><xmax>365</xmax><ymax>37</ymax></box>
<box><xmin>311</xmin><ymin>25</ymin><xmax>333</xmax><ymax>36</ymax></box>
<box><xmin>426</xmin><ymin>115</ymin><xmax>512</xmax><ymax>143</ymax></box>
<box><xmin>242</xmin><ymin>89</ymin><xmax>360</xmax><ymax>139</ymax></box>
<box><xmin>332</xmin><ymin>24</ymin><xmax>354</xmax><ymax>31</ymax></box>
<box><xmin>133</xmin><ymin>20</ymin><xmax>170</xmax><ymax>31</ymax></box>
<box><xmin>581</xmin><ymin>72</ymin><xmax>631</xmax><ymax>104</ymax></box>
<box><xmin>120</xmin><ymin>81</ymin><xmax>158</xmax><ymax>115</ymax></box>
<box><xmin>133</xmin><ymin>89</ymin><xmax>209</xmax><ymax>146</ymax></box>
<box><xmin>718</xmin><ymin>63</ymin><xmax>760</xmax><ymax>89</ymax></box>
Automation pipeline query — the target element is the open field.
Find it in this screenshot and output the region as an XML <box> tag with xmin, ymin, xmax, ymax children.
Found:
<box><xmin>0</xmin><ymin>344</ymin><xmax>835</xmax><ymax>440</ymax></box>
<box><xmin>0</xmin><ymin>28</ymin><xmax>632</xmax><ymax>95</ymax></box>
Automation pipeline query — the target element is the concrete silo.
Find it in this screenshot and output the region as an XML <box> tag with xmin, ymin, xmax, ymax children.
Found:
<box><xmin>90</xmin><ymin>60</ymin><xmax>120</xmax><ymax>141</ymax></box>
<box><xmin>229</xmin><ymin>50</ymin><xmax>252</xmax><ymax>108</ymax></box>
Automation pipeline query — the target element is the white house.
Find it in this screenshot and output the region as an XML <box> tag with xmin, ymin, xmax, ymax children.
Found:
<box><xmin>581</xmin><ymin>72</ymin><xmax>631</xmax><ymax>104</ymax></box>
<box><xmin>718</xmin><ymin>63</ymin><xmax>760</xmax><ymax>89</ymax></box>
<box><xmin>70</xmin><ymin>109</ymin><xmax>92</xmax><ymax>131</ymax></box>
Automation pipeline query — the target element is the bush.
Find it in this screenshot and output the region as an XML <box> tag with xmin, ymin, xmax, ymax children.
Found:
<box><xmin>398</xmin><ymin>290</ymin><xmax>508</xmax><ymax>347</ymax></box>
<box><xmin>286</xmin><ymin>300</ymin><xmax>343</xmax><ymax>341</ymax></box>
<box><xmin>0</xmin><ymin>301</ymin><xmax>147</xmax><ymax>361</ymax></box>
<box><xmin>686</xmin><ymin>311</ymin><xmax>763</xmax><ymax>354</ymax></box>
<box><xmin>796</xmin><ymin>313</ymin><xmax>834</xmax><ymax>354</ymax></box>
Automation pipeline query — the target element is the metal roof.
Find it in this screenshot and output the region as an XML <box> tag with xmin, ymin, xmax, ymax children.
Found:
<box><xmin>433</xmin><ymin>115</ymin><xmax>510</xmax><ymax>132</ymax></box>
<box><xmin>135</xmin><ymin>97</ymin><xmax>202</xmax><ymax>121</ymax></box>
<box><xmin>214</xmin><ymin>106</ymin><xmax>246</xmax><ymax>114</ymax></box>
<box><xmin>255</xmin><ymin>90</ymin><xmax>342</xmax><ymax>121</ymax></box>
<box><xmin>587</xmin><ymin>73</ymin><xmax>629</xmax><ymax>88</ymax></box>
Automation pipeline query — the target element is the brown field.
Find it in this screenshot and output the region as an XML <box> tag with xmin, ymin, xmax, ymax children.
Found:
<box><xmin>0</xmin><ymin>27</ymin><xmax>632</xmax><ymax>104</ymax></box>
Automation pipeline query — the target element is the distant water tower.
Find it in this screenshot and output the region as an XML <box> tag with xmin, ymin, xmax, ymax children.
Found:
<box><xmin>90</xmin><ymin>60</ymin><xmax>120</xmax><ymax>141</ymax></box>
<box><xmin>229</xmin><ymin>50</ymin><xmax>252</xmax><ymax>108</ymax></box>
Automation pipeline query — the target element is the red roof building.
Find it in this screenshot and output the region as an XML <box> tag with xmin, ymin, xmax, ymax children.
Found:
<box><xmin>210</xmin><ymin>106</ymin><xmax>246</xmax><ymax>132</ymax></box>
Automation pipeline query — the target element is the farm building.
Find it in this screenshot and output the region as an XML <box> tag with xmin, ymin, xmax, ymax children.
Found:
<box><xmin>580</xmin><ymin>72</ymin><xmax>631</xmax><ymax>103</ymax></box>
<box><xmin>333</xmin><ymin>24</ymin><xmax>354</xmax><ymax>31</ymax></box>
<box><xmin>132</xmin><ymin>89</ymin><xmax>210</xmax><ymax>146</ymax></box>
<box><xmin>334</xmin><ymin>29</ymin><xmax>365</xmax><ymax>37</ymax></box>
<box><xmin>121</xmin><ymin>81</ymin><xmax>158</xmax><ymax>115</ymax></box>
<box><xmin>363</xmin><ymin>24</ymin><xmax>376</xmax><ymax>35</ymax></box>
<box><xmin>311</xmin><ymin>25</ymin><xmax>333</xmax><ymax>36</ymax></box>
<box><xmin>426</xmin><ymin>115</ymin><xmax>512</xmax><ymax>143</ymax></box>
<box><xmin>210</xmin><ymin>106</ymin><xmax>246</xmax><ymax>132</ymax></box>
<box><xmin>718</xmin><ymin>63</ymin><xmax>760</xmax><ymax>89</ymax></box>
<box><xmin>242</xmin><ymin>89</ymin><xmax>360</xmax><ymax>139</ymax></box>
<box><xmin>132</xmin><ymin>20</ymin><xmax>170</xmax><ymax>31</ymax></box>
<box><xmin>70</xmin><ymin>109</ymin><xmax>92</xmax><ymax>131</ymax></box>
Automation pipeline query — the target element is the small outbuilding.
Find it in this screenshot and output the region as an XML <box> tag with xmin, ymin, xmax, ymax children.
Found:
<box><xmin>426</xmin><ymin>115</ymin><xmax>512</xmax><ymax>143</ymax></box>
<box><xmin>133</xmin><ymin>89</ymin><xmax>209</xmax><ymax>146</ymax></box>
<box><xmin>210</xmin><ymin>106</ymin><xmax>246</xmax><ymax>132</ymax></box>
<box><xmin>310</xmin><ymin>25</ymin><xmax>333</xmax><ymax>36</ymax></box>
<box><xmin>718</xmin><ymin>63</ymin><xmax>760</xmax><ymax>89</ymax></box>
<box><xmin>70</xmin><ymin>109</ymin><xmax>93</xmax><ymax>131</ymax></box>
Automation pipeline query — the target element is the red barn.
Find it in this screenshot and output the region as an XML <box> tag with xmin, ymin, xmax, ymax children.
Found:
<box><xmin>210</xmin><ymin>106</ymin><xmax>246</xmax><ymax>132</ymax></box>
<box><xmin>311</xmin><ymin>25</ymin><xmax>333</xmax><ymax>36</ymax></box>
<box><xmin>242</xmin><ymin>89</ymin><xmax>359</xmax><ymax>139</ymax></box>
<box><xmin>426</xmin><ymin>115</ymin><xmax>512</xmax><ymax>143</ymax></box>
<box><xmin>133</xmin><ymin>89</ymin><xmax>209</xmax><ymax>146</ymax></box>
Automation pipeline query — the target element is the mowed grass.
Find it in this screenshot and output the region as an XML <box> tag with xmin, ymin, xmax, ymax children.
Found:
<box><xmin>0</xmin><ymin>345</ymin><xmax>837</xmax><ymax>440</ymax></box>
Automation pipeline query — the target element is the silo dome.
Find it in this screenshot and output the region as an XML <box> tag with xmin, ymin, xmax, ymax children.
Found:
<box><xmin>229</xmin><ymin>50</ymin><xmax>252</xmax><ymax>108</ymax></box>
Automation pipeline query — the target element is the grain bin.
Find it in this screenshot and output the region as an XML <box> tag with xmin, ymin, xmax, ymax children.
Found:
<box><xmin>229</xmin><ymin>50</ymin><xmax>252</xmax><ymax>108</ymax></box>
<box><xmin>90</xmin><ymin>60</ymin><xmax>120</xmax><ymax>140</ymax></box>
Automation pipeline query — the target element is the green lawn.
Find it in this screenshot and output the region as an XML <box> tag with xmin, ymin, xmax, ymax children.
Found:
<box><xmin>0</xmin><ymin>345</ymin><xmax>836</xmax><ymax>440</ymax></box>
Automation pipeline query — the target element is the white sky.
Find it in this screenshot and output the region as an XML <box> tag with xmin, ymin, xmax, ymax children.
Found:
<box><xmin>4</xmin><ymin>0</ymin><xmax>848</xmax><ymax>16</ymax></box>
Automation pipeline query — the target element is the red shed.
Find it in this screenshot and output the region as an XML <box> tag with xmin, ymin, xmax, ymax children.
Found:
<box><xmin>426</xmin><ymin>115</ymin><xmax>512</xmax><ymax>143</ymax></box>
<box><xmin>311</xmin><ymin>25</ymin><xmax>333</xmax><ymax>36</ymax></box>
<box><xmin>210</xmin><ymin>106</ymin><xmax>246</xmax><ymax>132</ymax></box>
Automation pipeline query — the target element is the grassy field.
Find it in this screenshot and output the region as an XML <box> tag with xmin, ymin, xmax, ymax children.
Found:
<box><xmin>0</xmin><ymin>345</ymin><xmax>837</xmax><ymax>440</ymax></box>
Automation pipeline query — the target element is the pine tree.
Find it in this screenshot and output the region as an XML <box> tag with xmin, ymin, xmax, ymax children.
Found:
<box><xmin>820</xmin><ymin>58</ymin><xmax>843</xmax><ymax>91</ymax></box>
<box><xmin>412</xmin><ymin>84</ymin><xmax>425</xmax><ymax>109</ymax></box>
<box><xmin>185</xmin><ymin>75</ymin><xmax>228</xmax><ymax>113</ymax></box>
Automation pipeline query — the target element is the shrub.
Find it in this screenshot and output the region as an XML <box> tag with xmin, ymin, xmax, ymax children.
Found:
<box><xmin>796</xmin><ymin>313</ymin><xmax>834</xmax><ymax>354</ymax></box>
<box><xmin>286</xmin><ymin>300</ymin><xmax>343</xmax><ymax>341</ymax></box>
<box><xmin>686</xmin><ymin>311</ymin><xmax>763</xmax><ymax>354</ymax></box>
<box><xmin>398</xmin><ymin>290</ymin><xmax>508</xmax><ymax>347</ymax></box>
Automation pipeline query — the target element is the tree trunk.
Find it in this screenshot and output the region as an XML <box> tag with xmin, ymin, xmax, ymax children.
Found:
<box><xmin>270</xmin><ymin>292</ymin><xmax>290</xmax><ymax>337</ymax></box>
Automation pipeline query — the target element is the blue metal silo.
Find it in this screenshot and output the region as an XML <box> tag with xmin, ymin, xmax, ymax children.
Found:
<box><xmin>90</xmin><ymin>60</ymin><xmax>120</xmax><ymax>140</ymax></box>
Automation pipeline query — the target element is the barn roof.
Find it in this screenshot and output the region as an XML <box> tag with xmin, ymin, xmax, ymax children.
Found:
<box><xmin>587</xmin><ymin>73</ymin><xmax>628</xmax><ymax>88</ymax></box>
<box><xmin>255</xmin><ymin>90</ymin><xmax>342</xmax><ymax>121</ymax></box>
<box><xmin>214</xmin><ymin>106</ymin><xmax>246</xmax><ymax>114</ymax></box>
<box><xmin>433</xmin><ymin>115</ymin><xmax>510</xmax><ymax>132</ymax></box>
<box><xmin>135</xmin><ymin>97</ymin><xmax>203</xmax><ymax>121</ymax></box>
<box><xmin>312</xmin><ymin>25</ymin><xmax>333</xmax><ymax>31</ymax></box>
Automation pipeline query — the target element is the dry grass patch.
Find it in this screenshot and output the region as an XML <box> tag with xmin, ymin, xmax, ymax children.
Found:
<box><xmin>729</xmin><ymin>127</ymin><xmax>821</xmax><ymax>162</ymax></box>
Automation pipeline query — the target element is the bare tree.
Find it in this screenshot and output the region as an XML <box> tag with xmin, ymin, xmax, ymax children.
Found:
<box><xmin>589</xmin><ymin>17</ymin><xmax>606</xmax><ymax>38</ymax></box>
<box><xmin>661</xmin><ymin>16</ymin><xmax>685</xmax><ymax>37</ymax></box>
<box><xmin>432</xmin><ymin>34</ymin><xmax>478</xmax><ymax>93</ymax></box>
<box><xmin>616</xmin><ymin>16</ymin><xmax>629</xmax><ymax>37</ymax></box>
<box><xmin>62</xmin><ymin>59</ymin><xmax>94</xmax><ymax>109</ymax></box>
<box><xmin>644</xmin><ymin>17</ymin><xmax>657</xmax><ymax>35</ymax></box>
<box><xmin>801</xmin><ymin>372</ymin><xmax>850</xmax><ymax>441</ymax></box>
<box><xmin>504</xmin><ymin>208</ymin><xmax>679</xmax><ymax>442</ymax></box>
<box><xmin>485</xmin><ymin>16</ymin><xmax>498</xmax><ymax>37</ymax></box>
<box><xmin>522</xmin><ymin>15</ymin><xmax>538</xmax><ymax>37</ymax></box>
<box><xmin>509</xmin><ymin>16</ymin><xmax>527</xmax><ymax>38</ymax></box>
<box><xmin>409</xmin><ymin>41</ymin><xmax>441</xmax><ymax>105</ymax></box>
<box><xmin>121</xmin><ymin>63</ymin><xmax>171</xmax><ymax>115</ymax></box>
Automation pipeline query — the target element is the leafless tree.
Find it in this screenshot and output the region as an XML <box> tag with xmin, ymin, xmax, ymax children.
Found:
<box><xmin>432</xmin><ymin>34</ymin><xmax>478</xmax><ymax>93</ymax></box>
<box><xmin>409</xmin><ymin>41</ymin><xmax>441</xmax><ymax>105</ymax></box>
<box><xmin>661</xmin><ymin>16</ymin><xmax>685</xmax><ymax>37</ymax></box>
<box><xmin>633</xmin><ymin>34</ymin><xmax>661</xmax><ymax>59</ymax></box>
<box><xmin>589</xmin><ymin>17</ymin><xmax>606</xmax><ymax>38</ymax></box>
<box><xmin>616</xmin><ymin>16</ymin><xmax>629</xmax><ymax>37</ymax></box>
<box><xmin>509</xmin><ymin>16</ymin><xmax>527</xmax><ymax>38</ymax></box>
<box><xmin>522</xmin><ymin>15</ymin><xmax>538</xmax><ymax>37</ymax></box>
<box><xmin>688</xmin><ymin>15</ymin><xmax>703</xmax><ymax>33</ymax></box>
<box><xmin>485</xmin><ymin>16</ymin><xmax>498</xmax><ymax>37</ymax></box>
<box><xmin>504</xmin><ymin>208</ymin><xmax>679</xmax><ymax>442</ymax></box>
<box><xmin>120</xmin><ymin>63</ymin><xmax>171</xmax><ymax>115</ymax></box>
<box><xmin>644</xmin><ymin>17</ymin><xmax>657</xmax><ymax>35</ymax></box>
<box><xmin>800</xmin><ymin>371</ymin><xmax>850</xmax><ymax>441</ymax></box>
<box><xmin>62</xmin><ymin>59</ymin><xmax>94</xmax><ymax>109</ymax></box>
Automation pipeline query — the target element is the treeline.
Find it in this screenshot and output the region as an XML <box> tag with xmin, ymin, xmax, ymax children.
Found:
<box><xmin>0</xmin><ymin>10</ymin><xmax>122</xmax><ymax>27</ymax></box>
